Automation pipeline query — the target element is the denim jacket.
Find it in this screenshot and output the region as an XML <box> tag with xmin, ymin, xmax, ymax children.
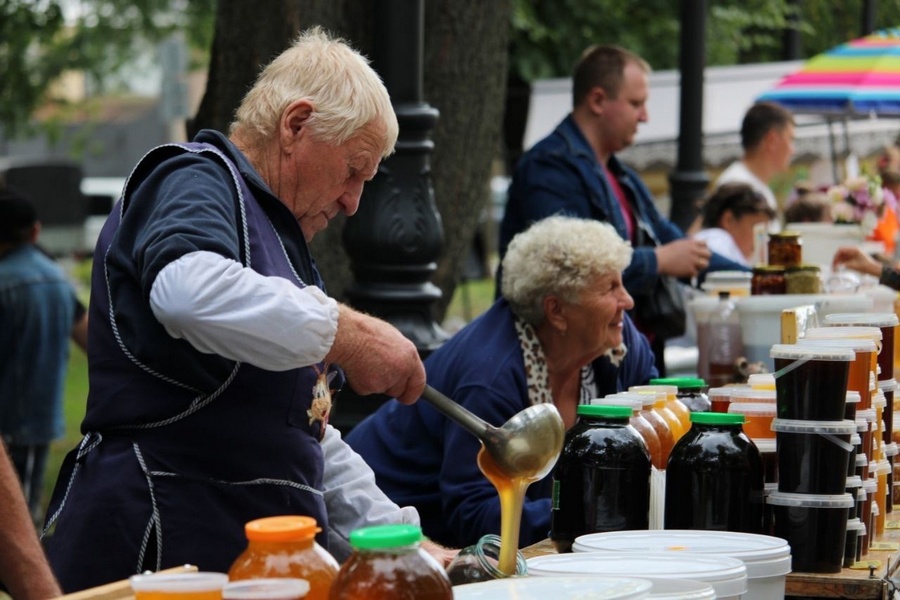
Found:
<box><xmin>500</xmin><ymin>115</ymin><xmax>747</xmax><ymax>296</ymax></box>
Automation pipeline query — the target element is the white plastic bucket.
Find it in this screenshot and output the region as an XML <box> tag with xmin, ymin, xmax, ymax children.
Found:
<box><xmin>572</xmin><ymin>530</ymin><xmax>791</xmax><ymax>600</ymax></box>
<box><xmin>642</xmin><ymin>578</ymin><xmax>717</xmax><ymax>599</ymax></box>
<box><xmin>527</xmin><ymin>552</ymin><xmax>747</xmax><ymax>600</ymax></box>
<box><xmin>452</xmin><ymin>576</ymin><xmax>653</xmax><ymax>599</ymax></box>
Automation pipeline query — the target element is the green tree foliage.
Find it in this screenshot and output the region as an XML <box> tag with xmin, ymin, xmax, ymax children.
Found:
<box><xmin>0</xmin><ymin>0</ymin><xmax>214</xmax><ymax>138</ymax></box>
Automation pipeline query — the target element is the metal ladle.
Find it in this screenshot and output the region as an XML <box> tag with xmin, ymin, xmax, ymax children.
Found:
<box><xmin>421</xmin><ymin>384</ymin><xmax>565</xmax><ymax>480</ymax></box>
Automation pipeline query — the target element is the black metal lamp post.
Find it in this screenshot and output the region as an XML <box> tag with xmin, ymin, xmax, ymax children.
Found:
<box><xmin>668</xmin><ymin>0</ymin><xmax>709</xmax><ymax>232</ymax></box>
<box><xmin>336</xmin><ymin>0</ymin><xmax>447</xmax><ymax>431</ymax></box>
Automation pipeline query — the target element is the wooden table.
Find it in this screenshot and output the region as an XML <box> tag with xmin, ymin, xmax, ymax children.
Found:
<box><xmin>521</xmin><ymin>529</ymin><xmax>900</xmax><ymax>600</ymax></box>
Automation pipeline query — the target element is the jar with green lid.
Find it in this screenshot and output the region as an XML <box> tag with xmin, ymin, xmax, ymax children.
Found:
<box><xmin>785</xmin><ymin>264</ymin><xmax>822</xmax><ymax>294</ymax></box>
<box><xmin>665</xmin><ymin>412</ymin><xmax>764</xmax><ymax>533</ymax></box>
<box><xmin>768</xmin><ymin>231</ymin><xmax>802</xmax><ymax>266</ymax></box>
<box><xmin>550</xmin><ymin>404</ymin><xmax>651</xmax><ymax>552</ymax></box>
<box><xmin>329</xmin><ymin>524</ymin><xmax>451</xmax><ymax>599</ymax></box>
<box><xmin>649</xmin><ymin>377</ymin><xmax>710</xmax><ymax>412</ymax></box>
<box><xmin>751</xmin><ymin>265</ymin><xmax>786</xmax><ymax>295</ymax></box>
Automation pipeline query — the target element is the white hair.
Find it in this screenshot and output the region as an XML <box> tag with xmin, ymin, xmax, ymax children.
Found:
<box><xmin>502</xmin><ymin>216</ymin><xmax>633</xmax><ymax>325</ymax></box>
<box><xmin>230</xmin><ymin>27</ymin><xmax>399</xmax><ymax>157</ymax></box>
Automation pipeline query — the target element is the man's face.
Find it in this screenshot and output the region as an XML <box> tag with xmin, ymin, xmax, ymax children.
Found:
<box><xmin>280</xmin><ymin>121</ymin><xmax>385</xmax><ymax>241</ymax></box>
<box><xmin>770</xmin><ymin>123</ymin><xmax>795</xmax><ymax>173</ymax></box>
<box><xmin>599</xmin><ymin>62</ymin><xmax>649</xmax><ymax>153</ymax></box>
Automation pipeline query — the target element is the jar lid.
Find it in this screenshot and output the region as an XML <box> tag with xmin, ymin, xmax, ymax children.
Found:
<box><xmin>707</xmin><ymin>386</ymin><xmax>735</xmax><ymax>399</ymax></box>
<box><xmin>885</xmin><ymin>442</ymin><xmax>899</xmax><ymax>457</ymax></box>
<box><xmin>727</xmin><ymin>402</ymin><xmax>776</xmax><ymax>416</ymax></box>
<box><xmin>824</xmin><ymin>313</ymin><xmax>900</xmax><ymax>328</ymax></box>
<box><xmin>630</xmin><ymin>384</ymin><xmax>678</xmax><ymax>395</ymax></box>
<box><xmin>846</xmin><ymin>475</ymin><xmax>863</xmax><ymax>489</ymax></box>
<box><xmin>878</xmin><ymin>379</ymin><xmax>898</xmax><ymax>392</ymax></box>
<box><xmin>857</xmin><ymin>408</ymin><xmax>876</xmax><ymax>420</ymax></box>
<box><xmin>769</xmin><ymin>344</ymin><xmax>855</xmax><ymax>361</ymax></box>
<box><xmin>689</xmin><ymin>412</ymin><xmax>745</xmax><ymax>425</ymax></box>
<box><xmin>730</xmin><ymin>389</ymin><xmax>776</xmax><ymax>403</ymax></box>
<box><xmin>752</xmin><ymin>265</ymin><xmax>786</xmax><ymax>274</ymax></box>
<box><xmin>856</xmin><ymin>453</ymin><xmax>869</xmax><ymax>466</ymax></box>
<box><xmin>349</xmin><ymin>524</ymin><xmax>422</xmax><ymax>549</ymax></box>
<box><xmin>863</xmin><ymin>478</ymin><xmax>877</xmax><ymax>492</ymax></box>
<box><xmin>245</xmin><ymin>516</ymin><xmax>320</xmax><ymax>542</ymax></box>
<box><xmin>804</xmin><ymin>326</ymin><xmax>883</xmax><ymax>341</ymax></box>
<box><xmin>850</xmin><ymin>433</ymin><xmax>862</xmax><ymax>445</ymax></box>
<box><xmin>770</xmin><ymin>231</ymin><xmax>802</xmax><ymax>240</ymax></box>
<box><xmin>577</xmin><ymin>404</ymin><xmax>633</xmax><ymax>419</ymax></box>
<box><xmin>591</xmin><ymin>396</ymin><xmax>640</xmax><ymax>410</ymax></box>
<box><xmin>766</xmin><ymin>491</ymin><xmax>854</xmax><ymax>508</ymax></box>
<box><xmin>649</xmin><ymin>377</ymin><xmax>706</xmax><ymax>390</ymax></box>
<box><xmin>222</xmin><ymin>579</ymin><xmax>311</xmax><ymax>600</ymax></box>
<box><xmin>747</xmin><ymin>374</ymin><xmax>775</xmax><ymax>390</ymax></box>
<box><xmin>784</xmin><ymin>264</ymin><xmax>821</xmax><ymax>273</ymax></box>
<box><xmin>846</xmin><ymin>391</ymin><xmax>861</xmax><ymax>404</ymax></box>
<box><xmin>796</xmin><ymin>337</ymin><xmax>877</xmax><ymax>353</ymax></box>
<box><xmin>846</xmin><ymin>518</ymin><xmax>866</xmax><ymax>532</ymax></box>
<box><xmin>770</xmin><ymin>418</ymin><xmax>856</xmax><ymax>434</ymax></box>
<box><xmin>753</xmin><ymin>438</ymin><xmax>777</xmax><ymax>453</ymax></box>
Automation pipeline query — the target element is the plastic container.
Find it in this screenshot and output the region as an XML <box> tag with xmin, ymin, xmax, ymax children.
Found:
<box><xmin>845</xmin><ymin>475</ymin><xmax>863</xmax><ymax>520</ymax></box>
<box><xmin>845</xmin><ymin>518</ymin><xmax>865</xmax><ymax>567</ymax></box>
<box><xmin>824</xmin><ymin>312</ymin><xmax>898</xmax><ymax>382</ymax></box>
<box><xmin>728</xmin><ymin>402</ymin><xmax>776</xmax><ymax>439</ymax></box>
<box><xmin>797</xmin><ymin>337</ymin><xmax>877</xmax><ymax>414</ymax></box>
<box><xmin>452</xmin><ymin>576</ymin><xmax>653</xmax><ymax>600</ymax></box>
<box><xmin>597</xmin><ymin>395</ymin><xmax>664</xmax><ymax>469</ymax></box>
<box><xmin>665</xmin><ymin>412</ymin><xmax>764</xmax><ymax>533</ymax></box>
<box><xmin>766</xmin><ymin>491</ymin><xmax>854</xmax><ymax>573</ymax></box>
<box><xmin>572</xmin><ymin>529</ymin><xmax>791</xmax><ymax>600</ymax></box>
<box><xmin>755</xmin><ymin>438</ymin><xmax>778</xmax><ymax>484</ymax></box>
<box><xmin>632</xmin><ymin>387</ymin><xmax>685</xmax><ymax>442</ymax></box>
<box><xmin>769</xmin><ymin>344</ymin><xmax>854</xmax><ymax>420</ymax></box>
<box><xmin>846</xmin><ymin>390</ymin><xmax>862</xmax><ymax>423</ymax></box>
<box><xmin>328</xmin><ymin>524</ymin><xmax>451</xmax><ymax>599</ymax></box>
<box><xmin>748</xmin><ymin>373</ymin><xmax>775</xmax><ymax>390</ymax></box>
<box><xmin>130</xmin><ymin>572</ymin><xmax>229</xmax><ymax>600</ymax></box>
<box><xmin>527</xmin><ymin>552</ymin><xmax>748</xmax><ymax>600</ymax></box>
<box><xmin>706</xmin><ymin>292</ymin><xmax>743</xmax><ymax>387</ymax></box>
<box><xmin>879</xmin><ymin>378</ymin><xmax>897</xmax><ymax>448</ymax></box>
<box><xmin>771</xmin><ymin>419</ymin><xmax>855</xmax><ymax>494</ymax></box>
<box><xmin>229</xmin><ymin>516</ymin><xmax>338</xmax><ymax>600</ymax></box>
<box><xmin>642</xmin><ymin>579</ymin><xmax>716</xmax><ymax>599</ymax></box>
<box><xmin>445</xmin><ymin>534</ymin><xmax>527</xmax><ymax>585</ymax></box>
<box><xmin>708</xmin><ymin>386</ymin><xmax>735</xmax><ymax>413</ymax></box>
<box><xmin>550</xmin><ymin>405</ymin><xmax>651</xmax><ymax>552</ymax></box>
<box><xmin>223</xmin><ymin>580</ymin><xmax>310</xmax><ymax>600</ymax></box>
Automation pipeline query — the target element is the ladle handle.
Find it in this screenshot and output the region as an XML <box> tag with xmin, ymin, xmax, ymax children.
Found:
<box><xmin>421</xmin><ymin>384</ymin><xmax>492</xmax><ymax>442</ymax></box>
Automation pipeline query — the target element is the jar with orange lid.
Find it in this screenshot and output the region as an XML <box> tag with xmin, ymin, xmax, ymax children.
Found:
<box><xmin>229</xmin><ymin>516</ymin><xmax>339</xmax><ymax>600</ymax></box>
<box><xmin>329</xmin><ymin>524</ymin><xmax>451</xmax><ymax>599</ymax></box>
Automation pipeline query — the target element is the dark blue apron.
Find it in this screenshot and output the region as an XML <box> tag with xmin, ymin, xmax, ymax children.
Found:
<box><xmin>43</xmin><ymin>142</ymin><xmax>335</xmax><ymax>592</ymax></box>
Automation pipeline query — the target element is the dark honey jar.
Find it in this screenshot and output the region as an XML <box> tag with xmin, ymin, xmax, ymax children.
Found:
<box><xmin>751</xmin><ymin>265</ymin><xmax>786</xmax><ymax>295</ymax></box>
<box><xmin>768</xmin><ymin>231</ymin><xmax>802</xmax><ymax>267</ymax></box>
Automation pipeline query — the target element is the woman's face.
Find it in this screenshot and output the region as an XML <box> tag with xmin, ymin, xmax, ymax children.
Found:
<box><xmin>723</xmin><ymin>210</ymin><xmax>771</xmax><ymax>260</ymax></box>
<box><xmin>560</xmin><ymin>271</ymin><xmax>634</xmax><ymax>364</ymax></box>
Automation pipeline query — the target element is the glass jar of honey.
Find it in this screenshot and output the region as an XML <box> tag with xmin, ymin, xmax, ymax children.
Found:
<box><xmin>229</xmin><ymin>516</ymin><xmax>339</xmax><ymax>600</ymax></box>
<box><xmin>751</xmin><ymin>265</ymin><xmax>786</xmax><ymax>295</ymax></box>
<box><xmin>785</xmin><ymin>265</ymin><xmax>822</xmax><ymax>294</ymax></box>
<box><xmin>329</xmin><ymin>524</ymin><xmax>452</xmax><ymax>599</ymax></box>
<box><xmin>768</xmin><ymin>231</ymin><xmax>802</xmax><ymax>267</ymax></box>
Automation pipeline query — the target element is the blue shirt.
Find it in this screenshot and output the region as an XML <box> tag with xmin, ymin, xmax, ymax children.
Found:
<box><xmin>0</xmin><ymin>244</ymin><xmax>77</xmax><ymax>444</ymax></box>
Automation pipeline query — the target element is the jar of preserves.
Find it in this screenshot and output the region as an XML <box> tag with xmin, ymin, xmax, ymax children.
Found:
<box><xmin>768</xmin><ymin>231</ymin><xmax>802</xmax><ymax>266</ymax></box>
<box><xmin>329</xmin><ymin>524</ymin><xmax>451</xmax><ymax>599</ymax></box>
<box><xmin>445</xmin><ymin>534</ymin><xmax>527</xmax><ymax>585</ymax></box>
<box><xmin>229</xmin><ymin>516</ymin><xmax>339</xmax><ymax>600</ymax></box>
<box><xmin>751</xmin><ymin>265</ymin><xmax>786</xmax><ymax>295</ymax></box>
<box><xmin>665</xmin><ymin>412</ymin><xmax>764</xmax><ymax>533</ymax></box>
<box><xmin>785</xmin><ymin>265</ymin><xmax>822</xmax><ymax>294</ymax></box>
<box><xmin>550</xmin><ymin>405</ymin><xmax>651</xmax><ymax>552</ymax></box>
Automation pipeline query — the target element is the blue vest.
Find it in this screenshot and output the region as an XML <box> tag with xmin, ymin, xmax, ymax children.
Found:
<box><xmin>43</xmin><ymin>141</ymin><xmax>334</xmax><ymax>591</ymax></box>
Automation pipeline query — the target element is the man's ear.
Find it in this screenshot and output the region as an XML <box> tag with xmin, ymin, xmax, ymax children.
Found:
<box><xmin>586</xmin><ymin>86</ymin><xmax>608</xmax><ymax>115</ymax></box>
<box><xmin>280</xmin><ymin>99</ymin><xmax>315</xmax><ymax>149</ymax></box>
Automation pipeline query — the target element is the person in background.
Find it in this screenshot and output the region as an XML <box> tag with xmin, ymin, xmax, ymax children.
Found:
<box><xmin>41</xmin><ymin>28</ymin><xmax>449</xmax><ymax>592</ymax></box>
<box><xmin>714</xmin><ymin>101</ymin><xmax>796</xmax><ymax>213</ymax></box>
<box><xmin>783</xmin><ymin>186</ymin><xmax>833</xmax><ymax>225</ymax></box>
<box><xmin>832</xmin><ymin>245</ymin><xmax>900</xmax><ymax>289</ymax></box>
<box><xmin>347</xmin><ymin>216</ymin><xmax>658</xmax><ymax>549</ymax></box>
<box><xmin>0</xmin><ymin>187</ymin><xmax>88</xmax><ymax>525</ymax></box>
<box><xmin>871</xmin><ymin>165</ymin><xmax>900</xmax><ymax>258</ymax></box>
<box><xmin>693</xmin><ymin>183</ymin><xmax>776</xmax><ymax>268</ymax></box>
<box><xmin>498</xmin><ymin>44</ymin><xmax>746</xmax><ymax>374</ymax></box>
<box><xmin>0</xmin><ymin>442</ymin><xmax>61</xmax><ymax>600</ymax></box>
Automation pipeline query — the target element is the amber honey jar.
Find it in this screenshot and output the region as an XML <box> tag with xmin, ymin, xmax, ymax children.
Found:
<box><xmin>751</xmin><ymin>265</ymin><xmax>786</xmax><ymax>295</ymax></box>
<box><xmin>768</xmin><ymin>231</ymin><xmax>802</xmax><ymax>267</ymax></box>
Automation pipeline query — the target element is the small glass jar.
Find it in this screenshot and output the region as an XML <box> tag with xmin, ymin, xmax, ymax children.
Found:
<box><xmin>768</xmin><ymin>231</ymin><xmax>802</xmax><ymax>267</ymax></box>
<box><xmin>445</xmin><ymin>534</ymin><xmax>527</xmax><ymax>585</ymax></box>
<box><xmin>785</xmin><ymin>265</ymin><xmax>822</xmax><ymax>294</ymax></box>
<box><xmin>751</xmin><ymin>265</ymin><xmax>786</xmax><ymax>295</ymax></box>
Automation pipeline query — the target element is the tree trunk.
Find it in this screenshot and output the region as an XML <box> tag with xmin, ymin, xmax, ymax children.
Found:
<box><xmin>188</xmin><ymin>0</ymin><xmax>510</xmax><ymax>323</ymax></box>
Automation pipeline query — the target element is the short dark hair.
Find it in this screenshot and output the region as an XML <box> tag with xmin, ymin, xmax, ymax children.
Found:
<box><xmin>740</xmin><ymin>101</ymin><xmax>794</xmax><ymax>151</ymax></box>
<box><xmin>701</xmin><ymin>183</ymin><xmax>775</xmax><ymax>228</ymax></box>
<box><xmin>0</xmin><ymin>186</ymin><xmax>38</xmax><ymax>244</ymax></box>
<box><xmin>784</xmin><ymin>191</ymin><xmax>832</xmax><ymax>223</ymax></box>
<box><xmin>572</xmin><ymin>45</ymin><xmax>650</xmax><ymax>107</ymax></box>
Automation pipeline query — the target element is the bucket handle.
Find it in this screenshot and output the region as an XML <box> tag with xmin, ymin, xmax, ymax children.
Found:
<box><xmin>818</xmin><ymin>433</ymin><xmax>855</xmax><ymax>453</ymax></box>
<box><xmin>773</xmin><ymin>357</ymin><xmax>810</xmax><ymax>379</ymax></box>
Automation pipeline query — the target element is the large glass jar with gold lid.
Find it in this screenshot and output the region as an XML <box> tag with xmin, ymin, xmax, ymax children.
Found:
<box><xmin>768</xmin><ymin>231</ymin><xmax>802</xmax><ymax>267</ymax></box>
<box><xmin>751</xmin><ymin>265</ymin><xmax>786</xmax><ymax>295</ymax></box>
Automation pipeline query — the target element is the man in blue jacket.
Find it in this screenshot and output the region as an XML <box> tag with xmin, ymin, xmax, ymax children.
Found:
<box><xmin>499</xmin><ymin>44</ymin><xmax>748</xmax><ymax>372</ymax></box>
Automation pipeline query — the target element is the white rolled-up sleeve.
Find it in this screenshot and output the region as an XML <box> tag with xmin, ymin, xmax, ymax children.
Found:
<box><xmin>149</xmin><ymin>250</ymin><xmax>339</xmax><ymax>371</ymax></box>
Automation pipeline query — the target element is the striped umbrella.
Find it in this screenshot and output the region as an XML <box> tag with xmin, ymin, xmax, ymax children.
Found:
<box><xmin>758</xmin><ymin>27</ymin><xmax>900</xmax><ymax>116</ymax></box>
